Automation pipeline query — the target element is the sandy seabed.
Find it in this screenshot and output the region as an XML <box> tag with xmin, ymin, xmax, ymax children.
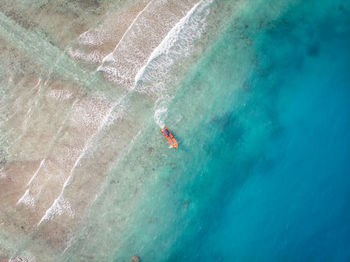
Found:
<box><xmin>0</xmin><ymin>0</ymin><xmax>217</xmax><ymax>260</ymax></box>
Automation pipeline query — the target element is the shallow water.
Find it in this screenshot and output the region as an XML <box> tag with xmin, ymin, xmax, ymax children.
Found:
<box><xmin>162</xmin><ymin>1</ymin><xmax>350</xmax><ymax>261</ymax></box>
<box><xmin>1</xmin><ymin>0</ymin><xmax>350</xmax><ymax>261</ymax></box>
<box><xmin>106</xmin><ymin>0</ymin><xmax>350</xmax><ymax>261</ymax></box>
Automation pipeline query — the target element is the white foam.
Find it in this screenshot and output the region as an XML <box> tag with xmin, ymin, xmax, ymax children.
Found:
<box><xmin>21</xmin><ymin>78</ymin><xmax>42</xmax><ymax>131</ymax></box>
<box><xmin>37</xmin><ymin>158</ymin><xmax>79</xmax><ymax>225</ymax></box>
<box><xmin>9</xmin><ymin>252</ymin><xmax>36</xmax><ymax>262</ymax></box>
<box><xmin>38</xmin><ymin>196</ymin><xmax>74</xmax><ymax>225</ymax></box>
<box><xmin>105</xmin><ymin>104</ymin><xmax>126</xmax><ymax>127</ymax></box>
<box><xmin>78</xmin><ymin>30</ymin><xmax>105</xmax><ymax>46</ymax></box>
<box><xmin>27</xmin><ymin>159</ymin><xmax>46</xmax><ymax>186</ymax></box>
<box><xmin>9</xmin><ymin>256</ymin><xmax>36</xmax><ymax>262</ymax></box>
<box><xmin>67</xmin><ymin>47</ymin><xmax>105</xmax><ymax>63</ymax></box>
<box><xmin>134</xmin><ymin>0</ymin><xmax>213</xmax><ymax>90</ymax></box>
<box><xmin>47</xmin><ymin>89</ymin><xmax>73</xmax><ymax>100</ymax></box>
<box><xmin>16</xmin><ymin>189</ymin><xmax>35</xmax><ymax>207</ymax></box>
<box><xmin>0</xmin><ymin>169</ymin><xmax>6</xmax><ymax>179</ymax></box>
<box><xmin>154</xmin><ymin>97</ymin><xmax>171</xmax><ymax>128</ymax></box>
<box><xmin>37</xmin><ymin>164</ymin><xmax>76</xmax><ymax>226</ymax></box>
<box><xmin>70</xmin><ymin>98</ymin><xmax>113</xmax><ymax>129</ymax></box>
<box><xmin>37</xmin><ymin>99</ymin><xmax>123</xmax><ymax>226</ymax></box>
<box><xmin>154</xmin><ymin>107</ymin><xmax>167</xmax><ymax>128</ymax></box>
<box><xmin>99</xmin><ymin>0</ymin><xmax>155</xmax><ymax>66</ymax></box>
<box><xmin>101</xmin><ymin>52</ymin><xmax>114</xmax><ymax>63</ymax></box>
<box><xmin>131</xmin><ymin>0</ymin><xmax>213</xmax><ymax>126</ymax></box>
<box><xmin>97</xmin><ymin>0</ymin><xmax>200</xmax><ymax>87</ymax></box>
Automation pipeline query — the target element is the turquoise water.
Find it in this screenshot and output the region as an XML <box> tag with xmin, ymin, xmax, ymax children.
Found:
<box><xmin>1</xmin><ymin>0</ymin><xmax>350</xmax><ymax>260</ymax></box>
<box><xmin>108</xmin><ymin>0</ymin><xmax>350</xmax><ymax>261</ymax></box>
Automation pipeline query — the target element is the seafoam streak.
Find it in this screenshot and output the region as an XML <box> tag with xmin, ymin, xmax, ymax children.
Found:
<box><xmin>98</xmin><ymin>0</ymin><xmax>155</xmax><ymax>66</ymax></box>
<box><xmin>97</xmin><ymin>0</ymin><xmax>198</xmax><ymax>87</ymax></box>
<box><xmin>131</xmin><ymin>0</ymin><xmax>213</xmax><ymax>126</ymax></box>
<box><xmin>134</xmin><ymin>0</ymin><xmax>213</xmax><ymax>92</ymax></box>
<box><xmin>36</xmin><ymin>97</ymin><xmax>124</xmax><ymax>225</ymax></box>
<box><xmin>38</xmin><ymin>196</ymin><xmax>74</xmax><ymax>225</ymax></box>
<box><xmin>26</xmin><ymin>159</ymin><xmax>46</xmax><ymax>186</ymax></box>
<box><xmin>16</xmin><ymin>189</ymin><xmax>35</xmax><ymax>207</ymax></box>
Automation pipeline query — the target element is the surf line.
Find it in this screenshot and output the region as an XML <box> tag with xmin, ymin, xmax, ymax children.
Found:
<box><xmin>134</xmin><ymin>0</ymin><xmax>213</xmax><ymax>85</ymax></box>
<box><xmin>36</xmin><ymin>100</ymin><xmax>118</xmax><ymax>226</ymax></box>
<box><xmin>97</xmin><ymin>0</ymin><xmax>155</xmax><ymax>67</ymax></box>
<box><xmin>36</xmin><ymin>85</ymin><xmax>139</xmax><ymax>226</ymax></box>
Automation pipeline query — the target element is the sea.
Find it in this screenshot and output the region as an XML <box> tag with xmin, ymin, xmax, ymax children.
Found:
<box><xmin>0</xmin><ymin>0</ymin><xmax>350</xmax><ymax>261</ymax></box>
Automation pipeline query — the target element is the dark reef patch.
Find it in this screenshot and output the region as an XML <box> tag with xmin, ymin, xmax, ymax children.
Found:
<box><xmin>307</xmin><ymin>43</ymin><xmax>320</xmax><ymax>57</ymax></box>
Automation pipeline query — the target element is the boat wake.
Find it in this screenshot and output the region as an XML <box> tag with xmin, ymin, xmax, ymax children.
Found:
<box><xmin>154</xmin><ymin>97</ymin><xmax>170</xmax><ymax>128</ymax></box>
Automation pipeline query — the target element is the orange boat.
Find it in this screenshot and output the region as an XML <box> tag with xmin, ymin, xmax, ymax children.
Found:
<box><xmin>161</xmin><ymin>126</ymin><xmax>178</xmax><ymax>148</ymax></box>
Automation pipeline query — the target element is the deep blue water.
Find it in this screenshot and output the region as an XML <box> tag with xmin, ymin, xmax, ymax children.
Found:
<box><xmin>165</xmin><ymin>0</ymin><xmax>350</xmax><ymax>261</ymax></box>
<box><xmin>109</xmin><ymin>0</ymin><xmax>350</xmax><ymax>261</ymax></box>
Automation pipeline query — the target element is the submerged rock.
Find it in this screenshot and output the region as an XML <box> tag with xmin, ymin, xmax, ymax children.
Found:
<box><xmin>183</xmin><ymin>199</ymin><xmax>191</xmax><ymax>208</ymax></box>
<box><xmin>130</xmin><ymin>255</ymin><xmax>140</xmax><ymax>262</ymax></box>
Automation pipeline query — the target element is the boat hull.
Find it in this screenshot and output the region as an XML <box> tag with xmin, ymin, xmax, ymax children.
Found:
<box><xmin>161</xmin><ymin>126</ymin><xmax>178</xmax><ymax>148</ymax></box>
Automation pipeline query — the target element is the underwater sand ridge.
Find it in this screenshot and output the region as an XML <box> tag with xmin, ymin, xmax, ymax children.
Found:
<box><xmin>0</xmin><ymin>0</ymin><xmax>208</xmax><ymax>260</ymax></box>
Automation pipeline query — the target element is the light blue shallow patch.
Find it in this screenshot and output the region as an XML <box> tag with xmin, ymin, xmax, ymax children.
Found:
<box><xmin>108</xmin><ymin>0</ymin><xmax>350</xmax><ymax>261</ymax></box>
